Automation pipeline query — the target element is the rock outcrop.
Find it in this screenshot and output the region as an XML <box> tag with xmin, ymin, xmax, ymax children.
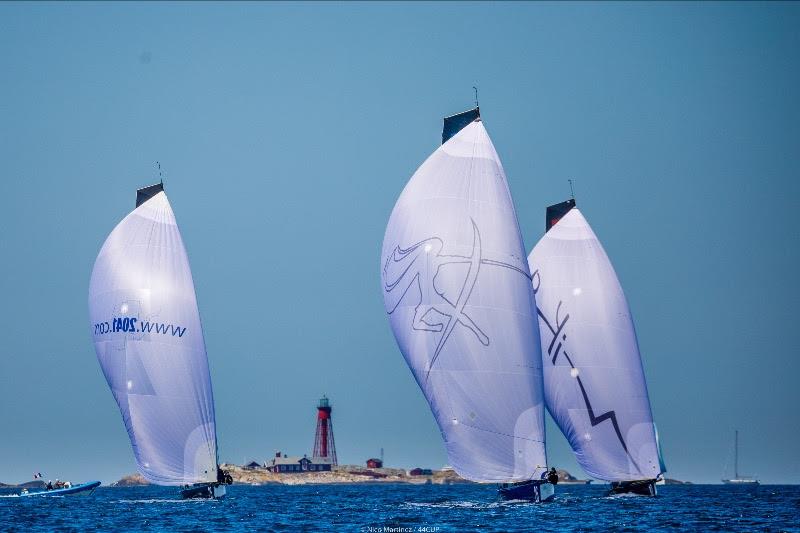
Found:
<box><xmin>111</xmin><ymin>473</ymin><xmax>149</xmax><ymax>486</ymax></box>
<box><xmin>664</xmin><ymin>478</ymin><xmax>691</xmax><ymax>485</ymax></box>
<box><xmin>220</xmin><ymin>463</ymin><xmax>474</xmax><ymax>485</ymax></box>
<box><xmin>0</xmin><ymin>480</ymin><xmax>47</xmax><ymax>489</ymax></box>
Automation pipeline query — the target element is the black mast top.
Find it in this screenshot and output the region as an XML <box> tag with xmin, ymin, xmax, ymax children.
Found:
<box><xmin>136</xmin><ymin>182</ymin><xmax>164</xmax><ymax>208</ymax></box>
<box><xmin>545</xmin><ymin>199</ymin><xmax>576</xmax><ymax>232</ymax></box>
<box><xmin>442</xmin><ymin>107</ymin><xmax>480</xmax><ymax>145</ymax></box>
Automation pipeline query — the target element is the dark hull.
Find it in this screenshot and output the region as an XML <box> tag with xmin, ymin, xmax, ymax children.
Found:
<box><xmin>498</xmin><ymin>480</ymin><xmax>555</xmax><ymax>502</ymax></box>
<box><xmin>179</xmin><ymin>483</ymin><xmax>226</xmax><ymax>499</ymax></box>
<box><xmin>608</xmin><ymin>479</ymin><xmax>657</xmax><ymax>497</ymax></box>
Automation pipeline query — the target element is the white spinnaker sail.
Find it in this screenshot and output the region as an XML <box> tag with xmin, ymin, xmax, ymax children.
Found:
<box><xmin>89</xmin><ymin>190</ymin><xmax>217</xmax><ymax>485</ymax></box>
<box><xmin>381</xmin><ymin>120</ymin><xmax>547</xmax><ymax>483</ymax></box>
<box><xmin>528</xmin><ymin>207</ymin><xmax>662</xmax><ymax>481</ymax></box>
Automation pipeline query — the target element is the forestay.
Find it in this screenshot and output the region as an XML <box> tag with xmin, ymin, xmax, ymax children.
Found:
<box><xmin>381</xmin><ymin>119</ymin><xmax>547</xmax><ymax>483</ymax></box>
<box><xmin>89</xmin><ymin>189</ymin><xmax>217</xmax><ymax>485</ymax></box>
<box><xmin>528</xmin><ymin>206</ymin><xmax>662</xmax><ymax>481</ymax></box>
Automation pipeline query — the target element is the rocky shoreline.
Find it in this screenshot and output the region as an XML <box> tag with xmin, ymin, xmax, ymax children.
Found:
<box><xmin>0</xmin><ymin>480</ymin><xmax>47</xmax><ymax>489</ymax></box>
<box><xmin>111</xmin><ymin>464</ymin><xmax>599</xmax><ymax>487</ymax></box>
<box><xmin>112</xmin><ymin>463</ymin><xmax>475</xmax><ymax>486</ymax></box>
<box><xmin>2</xmin><ymin>467</ymin><xmax>686</xmax><ymax>488</ymax></box>
<box><xmin>663</xmin><ymin>478</ymin><xmax>692</xmax><ymax>485</ymax></box>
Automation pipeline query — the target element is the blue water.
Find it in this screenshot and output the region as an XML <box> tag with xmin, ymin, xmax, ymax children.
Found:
<box><xmin>1</xmin><ymin>484</ymin><xmax>797</xmax><ymax>531</ymax></box>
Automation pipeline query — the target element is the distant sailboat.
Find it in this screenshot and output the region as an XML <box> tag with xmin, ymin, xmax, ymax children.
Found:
<box><xmin>528</xmin><ymin>199</ymin><xmax>665</xmax><ymax>496</ymax></box>
<box><xmin>381</xmin><ymin>108</ymin><xmax>554</xmax><ymax>502</ymax></box>
<box><xmin>88</xmin><ymin>183</ymin><xmax>232</xmax><ymax>499</ymax></box>
<box><xmin>722</xmin><ymin>430</ymin><xmax>759</xmax><ymax>485</ymax></box>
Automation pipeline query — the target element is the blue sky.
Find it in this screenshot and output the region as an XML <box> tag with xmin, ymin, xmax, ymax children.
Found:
<box><xmin>0</xmin><ymin>2</ymin><xmax>797</xmax><ymax>485</ymax></box>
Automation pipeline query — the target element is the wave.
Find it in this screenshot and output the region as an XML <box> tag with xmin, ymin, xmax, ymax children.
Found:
<box><xmin>113</xmin><ymin>498</ymin><xmax>217</xmax><ymax>504</ymax></box>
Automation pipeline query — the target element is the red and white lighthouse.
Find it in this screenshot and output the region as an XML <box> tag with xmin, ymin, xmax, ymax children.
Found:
<box><xmin>312</xmin><ymin>396</ymin><xmax>338</xmax><ymax>465</ymax></box>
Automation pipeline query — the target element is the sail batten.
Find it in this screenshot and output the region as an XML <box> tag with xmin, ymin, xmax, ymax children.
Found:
<box><xmin>529</xmin><ymin>206</ymin><xmax>662</xmax><ymax>482</ymax></box>
<box><xmin>89</xmin><ymin>190</ymin><xmax>217</xmax><ymax>486</ymax></box>
<box><xmin>382</xmin><ymin>118</ymin><xmax>547</xmax><ymax>483</ymax></box>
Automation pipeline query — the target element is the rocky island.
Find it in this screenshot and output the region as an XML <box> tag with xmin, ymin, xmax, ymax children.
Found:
<box><xmin>112</xmin><ymin>464</ymin><xmax>598</xmax><ymax>486</ymax></box>
<box><xmin>113</xmin><ymin>463</ymin><xmax>473</xmax><ymax>486</ymax></box>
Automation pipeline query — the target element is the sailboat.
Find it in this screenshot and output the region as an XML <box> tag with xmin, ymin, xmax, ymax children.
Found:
<box><xmin>722</xmin><ymin>430</ymin><xmax>759</xmax><ymax>484</ymax></box>
<box><xmin>381</xmin><ymin>108</ymin><xmax>554</xmax><ymax>502</ymax></box>
<box><xmin>528</xmin><ymin>199</ymin><xmax>665</xmax><ymax>496</ymax></box>
<box><xmin>88</xmin><ymin>182</ymin><xmax>232</xmax><ymax>499</ymax></box>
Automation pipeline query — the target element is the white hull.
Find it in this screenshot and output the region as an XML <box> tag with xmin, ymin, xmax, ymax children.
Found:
<box><xmin>722</xmin><ymin>479</ymin><xmax>759</xmax><ymax>485</ymax></box>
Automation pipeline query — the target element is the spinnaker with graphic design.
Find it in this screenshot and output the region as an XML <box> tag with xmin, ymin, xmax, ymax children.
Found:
<box><xmin>528</xmin><ymin>199</ymin><xmax>665</xmax><ymax>496</ymax></box>
<box><xmin>88</xmin><ymin>183</ymin><xmax>232</xmax><ymax>499</ymax></box>
<box><xmin>381</xmin><ymin>108</ymin><xmax>554</xmax><ymax>502</ymax></box>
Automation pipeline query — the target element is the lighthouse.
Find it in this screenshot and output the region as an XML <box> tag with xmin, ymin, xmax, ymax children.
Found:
<box><xmin>312</xmin><ymin>396</ymin><xmax>338</xmax><ymax>465</ymax></box>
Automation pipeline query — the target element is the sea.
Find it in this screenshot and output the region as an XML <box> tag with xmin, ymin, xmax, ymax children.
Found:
<box><xmin>1</xmin><ymin>483</ymin><xmax>798</xmax><ymax>532</ymax></box>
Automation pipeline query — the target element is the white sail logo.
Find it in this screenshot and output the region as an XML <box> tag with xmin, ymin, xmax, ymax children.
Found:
<box><xmin>383</xmin><ymin>220</ymin><xmax>529</xmax><ymax>376</ymax></box>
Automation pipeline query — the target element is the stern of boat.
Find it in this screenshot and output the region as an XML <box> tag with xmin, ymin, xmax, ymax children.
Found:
<box><xmin>498</xmin><ymin>480</ymin><xmax>555</xmax><ymax>502</ymax></box>
<box><xmin>539</xmin><ymin>481</ymin><xmax>555</xmax><ymax>502</ymax></box>
<box><xmin>608</xmin><ymin>479</ymin><xmax>657</xmax><ymax>497</ymax></box>
<box><xmin>180</xmin><ymin>483</ymin><xmax>227</xmax><ymax>500</ymax></box>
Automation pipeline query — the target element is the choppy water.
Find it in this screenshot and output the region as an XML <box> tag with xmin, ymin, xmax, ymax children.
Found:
<box><xmin>1</xmin><ymin>483</ymin><xmax>797</xmax><ymax>532</ymax></box>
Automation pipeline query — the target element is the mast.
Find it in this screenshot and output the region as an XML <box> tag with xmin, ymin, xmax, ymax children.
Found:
<box><xmin>734</xmin><ymin>430</ymin><xmax>739</xmax><ymax>479</ymax></box>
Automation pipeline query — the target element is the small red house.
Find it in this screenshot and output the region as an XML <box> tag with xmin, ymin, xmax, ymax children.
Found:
<box><xmin>366</xmin><ymin>458</ymin><xmax>383</xmax><ymax>469</ymax></box>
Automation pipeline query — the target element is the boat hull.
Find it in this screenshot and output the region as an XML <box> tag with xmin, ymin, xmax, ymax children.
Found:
<box><xmin>608</xmin><ymin>479</ymin><xmax>657</xmax><ymax>497</ymax></box>
<box><xmin>722</xmin><ymin>479</ymin><xmax>760</xmax><ymax>485</ymax></box>
<box><xmin>179</xmin><ymin>483</ymin><xmax>226</xmax><ymax>499</ymax></box>
<box><xmin>19</xmin><ymin>481</ymin><xmax>101</xmax><ymax>497</ymax></box>
<box><xmin>498</xmin><ymin>480</ymin><xmax>555</xmax><ymax>502</ymax></box>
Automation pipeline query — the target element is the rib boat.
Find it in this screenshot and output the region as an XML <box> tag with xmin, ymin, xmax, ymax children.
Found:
<box><xmin>18</xmin><ymin>481</ymin><xmax>101</xmax><ymax>497</ymax></box>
